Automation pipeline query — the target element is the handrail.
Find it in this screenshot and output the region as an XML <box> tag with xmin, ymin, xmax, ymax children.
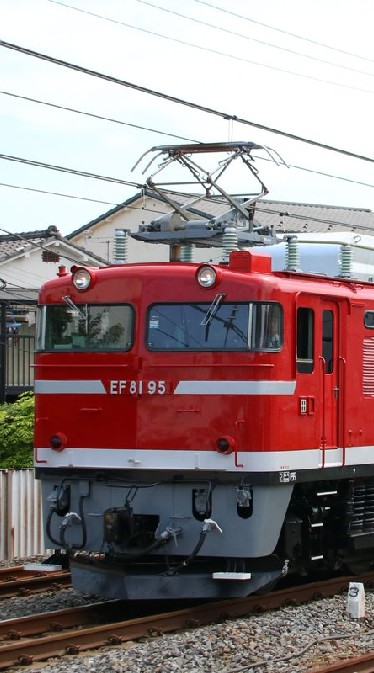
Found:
<box><xmin>319</xmin><ymin>356</ymin><xmax>326</xmax><ymax>468</ymax></box>
<box><xmin>338</xmin><ymin>356</ymin><xmax>347</xmax><ymax>466</ymax></box>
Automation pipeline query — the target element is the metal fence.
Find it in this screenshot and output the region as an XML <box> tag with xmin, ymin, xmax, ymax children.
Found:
<box><xmin>0</xmin><ymin>469</ymin><xmax>47</xmax><ymax>561</ymax></box>
<box><xmin>5</xmin><ymin>334</ymin><xmax>35</xmax><ymax>398</ymax></box>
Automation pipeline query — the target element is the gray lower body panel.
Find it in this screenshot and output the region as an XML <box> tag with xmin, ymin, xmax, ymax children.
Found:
<box><xmin>70</xmin><ymin>559</ymin><xmax>282</xmax><ymax>600</ymax></box>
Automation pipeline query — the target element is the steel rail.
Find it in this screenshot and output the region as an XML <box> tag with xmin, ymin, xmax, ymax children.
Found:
<box><xmin>1</xmin><ymin>572</ymin><xmax>374</xmax><ymax>669</ymax></box>
<box><xmin>309</xmin><ymin>652</ymin><xmax>374</xmax><ymax>672</ymax></box>
<box><xmin>0</xmin><ymin>567</ymin><xmax>71</xmax><ymax>598</ymax></box>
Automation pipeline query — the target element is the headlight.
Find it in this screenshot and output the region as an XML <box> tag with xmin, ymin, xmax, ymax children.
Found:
<box><xmin>72</xmin><ymin>268</ymin><xmax>92</xmax><ymax>291</ymax></box>
<box><xmin>196</xmin><ymin>265</ymin><xmax>217</xmax><ymax>288</ymax></box>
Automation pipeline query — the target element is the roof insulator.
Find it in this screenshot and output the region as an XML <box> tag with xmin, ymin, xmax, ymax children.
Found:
<box><xmin>339</xmin><ymin>244</ymin><xmax>352</xmax><ymax>278</ymax></box>
<box><xmin>284</xmin><ymin>235</ymin><xmax>300</xmax><ymax>272</ymax></box>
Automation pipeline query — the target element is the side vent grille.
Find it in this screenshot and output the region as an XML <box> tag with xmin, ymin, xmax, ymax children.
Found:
<box><xmin>363</xmin><ymin>338</ymin><xmax>374</xmax><ymax>396</ymax></box>
<box><xmin>346</xmin><ymin>481</ymin><xmax>374</xmax><ymax>536</ymax></box>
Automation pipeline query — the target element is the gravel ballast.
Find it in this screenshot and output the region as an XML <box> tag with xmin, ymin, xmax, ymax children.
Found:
<box><xmin>1</xmin><ymin>560</ymin><xmax>374</xmax><ymax>672</ymax></box>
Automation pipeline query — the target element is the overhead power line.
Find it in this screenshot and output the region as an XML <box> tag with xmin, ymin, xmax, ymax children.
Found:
<box><xmin>4</xmin><ymin>87</ymin><xmax>374</xmax><ymax>193</ymax></box>
<box><xmin>3</xmin><ymin>144</ymin><xmax>374</xmax><ymax>204</ymax></box>
<box><xmin>259</xmin><ymin>207</ymin><xmax>374</xmax><ymax>235</ymax></box>
<box><xmin>0</xmin><ymin>152</ymin><xmax>143</xmax><ymax>188</ymax></box>
<box><xmin>45</xmin><ymin>1</ymin><xmax>374</xmax><ymax>93</ymax></box>
<box><xmin>0</xmin><ymin>90</ymin><xmax>197</xmax><ymax>143</ymax></box>
<box><xmin>0</xmin><ymin>181</ymin><xmax>171</xmax><ymax>218</ymax></box>
<box><xmin>132</xmin><ymin>0</ymin><xmax>374</xmax><ymax>78</ymax></box>
<box><xmin>1</xmin><ymin>39</ymin><xmax>374</xmax><ymax>166</ymax></box>
<box><xmin>0</xmin><ymin>181</ymin><xmax>119</xmax><ymax>205</ymax></box>
<box><xmin>254</xmin><ymin>155</ymin><xmax>374</xmax><ymax>191</ymax></box>
<box><xmin>191</xmin><ymin>0</ymin><xmax>374</xmax><ymax>65</ymax></box>
<box><xmin>4</xmin><ymin>84</ymin><xmax>374</xmax><ymax>195</ymax></box>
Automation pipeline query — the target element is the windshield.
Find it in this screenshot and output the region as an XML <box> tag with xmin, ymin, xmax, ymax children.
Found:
<box><xmin>37</xmin><ymin>303</ymin><xmax>133</xmax><ymax>351</ymax></box>
<box><xmin>146</xmin><ymin>302</ymin><xmax>282</xmax><ymax>351</ymax></box>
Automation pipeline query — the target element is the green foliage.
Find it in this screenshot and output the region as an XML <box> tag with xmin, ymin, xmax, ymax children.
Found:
<box><xmin>0</xmin><ymin>392</ymin><xmax>34</xmax><ymax>468</ymax></box>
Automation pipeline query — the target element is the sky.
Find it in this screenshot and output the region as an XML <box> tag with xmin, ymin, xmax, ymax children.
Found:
<box><xmin>1</xmin><ymin>0</ymin><xmax>374</xmax><ymax>237</ymax></box>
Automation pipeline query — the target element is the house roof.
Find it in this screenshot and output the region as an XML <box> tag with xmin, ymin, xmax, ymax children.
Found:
<box><xmin>0</xmin><ymin>288</ymin><xmax>39</xmax><ymax>303</ymax></box>
<box><xmin>255</xmin><ymin>200</ymin><xmax>374</xmax><ymax>236</ymax></box>
<box><xmin>67</xmin><ymin>194</ymin><xmax>144</xmax><ymax>239</ymax></box>
<box><xmin>66</xmin><ymin>191</ymin><xmax>374</xmax><ymax>239</ymax></box>
<box><xmin>0</xmin><ymin>226</ymin><xmax>109</xmax><ymax>265</ymax></box>
<box><xmin>0</xmin><ymin>226</ymin><xmax>110</xmax><ymax>302</ymax></box>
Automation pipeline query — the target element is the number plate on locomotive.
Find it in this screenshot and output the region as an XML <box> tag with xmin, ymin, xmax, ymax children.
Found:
<box><xmin>109</xmin><ymin>380</ymin><xmax>167</xmax><ymax>395</ymax></box>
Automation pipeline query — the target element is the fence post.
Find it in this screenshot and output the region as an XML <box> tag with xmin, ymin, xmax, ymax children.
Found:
<box><xmin>6</xmin><ymin>470</ymin><xmax>13</xmax><ymax>560</ymax></box>
<box><xmin>0</xmin><ymin>302</ymin><xmax>6</xmax><ymax>404</ymax></box>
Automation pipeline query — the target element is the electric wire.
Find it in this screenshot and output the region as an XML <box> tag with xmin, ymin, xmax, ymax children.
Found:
<box><xmin>190</xmin><ymin>0</ymin><xmax>374</xmax><ymax>65</ymax></box>
<box><xmin>2</xmin><ymin>89</ymin><xmax>374</xmax><ymax>195</ymax></box>
<box><xmin>41</xmin><ymin>2</ymin><xmax>374</xmax><ymax>94</ymax></box>
<box><xmin>132</xmin><ymin>0</ymin><xmax>374</xmax><ymax>78</ymax></box>
<box><xmin>0</xmin><ymin>90</ymin><xmax>198</xmax><ymax>143</ymax></box>
<box><xmin>258</xmin><ymin>206</ymin><xmax>374</xmax><ymax>234</ymax></box>
<box><xmin>0</xmin><ymin>180</ymin><xmax>173</xmax><ymax>218</ymax></box>
<box><xmin>3</xmin><ymin>148</ymin><xmax>374</xmax><ymax>225</ymax></box>
<box><xmin>9</xmin><ymin>146</ymin><xmax>374</xmax><ymax>195</ymax></box>
<box><xmin>253</xmin><ymin>155</ymin><xmax>374</xmax><ymax>190</ymax></box>
<box><xmin>0</xmin><ymin>181</ymin><xmax>119</xmax><ymax>206</ymax></box>
<box><xmin>0</xmin><ymin>152</ymin><xmax>143</xmax><ymax>188</ymax></box>
<box><xmin>1</xmin><ymin>39</ymin><xmax>374</xmax><ymax>164</ymax></box>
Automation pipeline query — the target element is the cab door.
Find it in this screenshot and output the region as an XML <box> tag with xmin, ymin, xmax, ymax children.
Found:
<box><xmin>320</xmin><ymin>301</ymin><xmax>341</xmax><ymax>465</ymax></box>
<box><xmin>296</xmin><ymin>296</ymin><xmax>341</xmax><ymax>467</ymax></box>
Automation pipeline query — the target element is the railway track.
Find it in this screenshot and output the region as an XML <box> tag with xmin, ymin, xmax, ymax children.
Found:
<box><xmin>0</xmin><ymin>565</ymin><xmax>71</xmax><ymax>598</ymax></box>
<box><xmin>310</xmin><ymin>652</ymin><xmax>374</xmax><ymax>673</ymax></box>
<box><xmin>2</xmin><ymin>572</ymin><xmax>374</xmax><ymax>670</ymax></box>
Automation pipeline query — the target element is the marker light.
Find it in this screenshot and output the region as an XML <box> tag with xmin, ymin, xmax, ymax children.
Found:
<box><xmin>72</xmin><ymin>268</ymin><xmax>92</xmax><ymax>291</ymax></box>
<box><xmin>216</xmin><ymin>436</ymin><xmax>235</xmax><ymax>455</ymax></box>
<box><xmin>196</xmin><ymin>265</ymin><xmax>217</xmax><ymax>288</ymax></box>
<box><xmin>50</xmin><ymin>432</ymin><xmax>67</xmax><ymax>452</ymax></box>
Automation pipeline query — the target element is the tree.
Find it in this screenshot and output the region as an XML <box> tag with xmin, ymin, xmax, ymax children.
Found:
<box><xmin>0</xmin><ymin>392</ymin><xmax>34</xmax><ymax>468</ymax></box>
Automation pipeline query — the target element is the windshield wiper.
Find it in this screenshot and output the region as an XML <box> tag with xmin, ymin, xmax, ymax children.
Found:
<box><xmin>62</xmin><ymin>295</ymin><xmax>88</xmax><ymax>321</ymax></box>
<box><xmin>200</xmin><ymin>293</ymin><xmax>226</xmax><ymax>327</ymax></box>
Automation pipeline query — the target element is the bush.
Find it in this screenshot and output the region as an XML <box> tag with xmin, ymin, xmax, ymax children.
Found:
<box><xmin>0</xmin><ymin>392</ymin><xmax>34</xmax><ymax>468</ymax></box>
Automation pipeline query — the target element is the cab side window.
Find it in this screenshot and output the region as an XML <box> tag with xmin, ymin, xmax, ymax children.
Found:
<box><xmin>297</xmin><ymin>307</ymin><xmax>314</xmax><ymax>373</ymax></box>
<box><xmin>322</xmin><ymin>310</ymin><xmax>334</xmax><ymax>374</ymax></box>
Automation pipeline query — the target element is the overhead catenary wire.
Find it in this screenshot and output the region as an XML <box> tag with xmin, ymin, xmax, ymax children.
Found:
<box><xmin>253</xmin><ymin>155</ymin><xmax>374</xmax><ymax>191</ymax></box>
<box><xmin>190</xmin><ymin>0</ymin><xmax>374</xmax><ymax>65</ymax></box>
<box><xmin>40</xmin><ymin>2</ymin><xmax>374</xmax><ymax>95</ymax></box>
<box><xmin>2</xmin><ymin>88</ymin><xmax>374</xmax><ymax>196</ymax></box>
<box><xmin>0</xmin><ymin>181</ymin><xmax>119</xmax><ymax>206</ymax></box>
<box><xmin>0</xmin><ymin>152</ymin><xmax>143</xmax><ymax>188</ymax></box>
<box><xmin>0</xmin><ymin>90</ymin><xmax>198</xmax><ymax>143</ymax></box>
<box><xmin>2</xmin><ymin>149</ymin><xmax>374</xmax><ymax>205</ymax></box>
<box><xmin>1</xmin><ymin>39</ymin><xmax>374</xmax><ymax>166</ymax></box>
<box><xmin>132</xmin><ymin>0</ymin><xmax>374</xmax><ymax>78</ymax></box>
<box><xmin>259</xmin><ymin>206</ymin><xmax>374</xmax><ymax>235</ymax></box>
<box><xmin>0</xmin><ymin>180</ymin><xmax>171</xmax><ymax>217</ymax></box>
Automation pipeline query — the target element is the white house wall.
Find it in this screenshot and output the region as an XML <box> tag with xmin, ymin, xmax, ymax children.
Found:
<box><xmin>0</xmin><ymin>243</ymin><xmax>105</xmax><ymax>290</ymax></box>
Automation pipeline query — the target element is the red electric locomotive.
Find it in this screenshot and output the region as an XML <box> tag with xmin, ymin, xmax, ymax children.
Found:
<box><xmin>34</xmin><ymin>144</ymin><xmax>374</xmax><ymax>599</ymax></box>
<box><xmin>35</xmin><ymin>248</ymin><xmax>374</xmax><ymax>598</ymax></box>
